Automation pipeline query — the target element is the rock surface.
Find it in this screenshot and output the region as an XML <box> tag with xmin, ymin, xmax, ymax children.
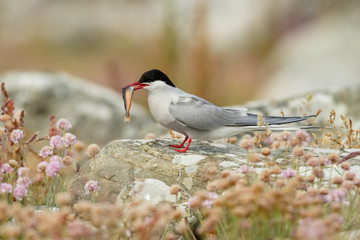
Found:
<box><xmin>243</xmin><ymin>84</ymin><xmax>360</xmax><ymax>129</ymax></box>
<box><xmin>0</xmin><ymin>71</ymin><xmax>165</xmax><ymax>144</ymax></box>
<box><xmin>69</xmin><ymin>138</ymin><xmax>360</xmax><ymax>204</ymax></box>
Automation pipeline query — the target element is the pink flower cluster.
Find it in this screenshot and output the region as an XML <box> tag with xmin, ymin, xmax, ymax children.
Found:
<box><xmin>39</xmin><ymin>118</ymin><xmax>77</xmax><ymax>158</ymax></box>
<box><xmin>202</xmin><ymin>192</ymin><xmax>219</xmax><ymax>208</ymax></box>
<box><xmin>295</xmin><ymin>130</ymin><xmax>311</xmax><ymax>146</ymax></box>
<box><xmin>63</xmin><ymin>133</ymin><xmax>77</xmax><ymax>147</ymax></box>
<box><xmin>50</xmin><ymin>135</ymin><xmax>65</xmax><ymax>149</ymax></box>
<box><xmin>324</xmin><ymin>189</ymin><xmax>346</xmax><ymax>203</ymax></box>
<box><xmin>56</xmin><ymin>118</ymin><xmax>72</xmax><ymax>131</ymax></box>
<box><xmin>45</xmin><ymin>156</ymin><xmax>62</xmax><ymax>177</ymax></box>
<box><xmin>84</xmin><ymin>180</ymin><xmax>99</xmax><ymax>194</ymax></box>
<box><xmin>0</xmin><ymin>183</ymin><xmax>12</xmax><ymax>193</ymax></box>
<box><xmin>239</xmin><ymin>165</ymin><xmax>253</xmax><ymax>174</ymax></box>
<box><xmin>13</xmin><ymin>167</ymin><xmax>31</xmax><ymax>201</ymax></box>
<box><xmin>39</xmin><ymin>146</ymin><xmax>53</xmax><ymax>158</ymax></box>
<box><xmin>1</xmin><ymin>163</ymin><xmax>12</xmax><ymax>174</ymax></box>
<box><xmin>281</xmin><ymin>169</ymin><xmax>296</xmax><ymax>179</ymax></box>
<box><xmin>10</xmin><ymin>129</ymin><xmax>23</xmax><ymax>144</ymax></box>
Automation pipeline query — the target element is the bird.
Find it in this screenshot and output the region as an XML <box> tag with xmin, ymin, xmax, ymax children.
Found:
<box><xmin>123</xmin><ymin>69</ymin><xmax>316</xmax><ymax>153</ymax></box>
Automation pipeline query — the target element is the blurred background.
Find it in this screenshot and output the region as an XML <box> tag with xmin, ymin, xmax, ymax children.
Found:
<box><xmin>1</xmin><ymin>0</ymin><xmax>360</xmax><ymax>106</ymax></box>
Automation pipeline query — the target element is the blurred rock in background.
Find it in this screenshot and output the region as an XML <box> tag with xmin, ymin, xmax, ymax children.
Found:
<box><xmin>0</xmin><ymin>72</ymin><xmax>164</xmax><ymax>144</ymax></box>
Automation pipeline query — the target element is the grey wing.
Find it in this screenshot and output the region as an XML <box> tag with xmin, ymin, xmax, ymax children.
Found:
<box><xmin>169</xmin><ymin>95</ymin><xmax>249</xmax><ymax>131</ymax></box>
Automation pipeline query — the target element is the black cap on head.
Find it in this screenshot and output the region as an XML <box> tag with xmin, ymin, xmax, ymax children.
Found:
<box><xmin>138</xmin><ymin>69</ymin><xmax>176</xmax><ymax>87</ymax></box>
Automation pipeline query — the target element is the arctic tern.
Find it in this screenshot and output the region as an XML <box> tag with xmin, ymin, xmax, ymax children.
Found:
<box><xmin>123</xmin><ymin>69</ymin><xmax>316</xmax><ymax>153</ymax></box>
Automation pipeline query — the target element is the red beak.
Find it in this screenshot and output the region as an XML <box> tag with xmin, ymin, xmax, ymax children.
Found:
<box><xmin>122</xmin><ymin>81</ymin><xmax>149</xmax><ymax>91</ymax></box>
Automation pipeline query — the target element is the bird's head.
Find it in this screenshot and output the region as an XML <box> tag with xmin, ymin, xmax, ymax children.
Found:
<box><xmin>123</xmin><ymin>69</ymin><xmax>176</xmax><ymax>91</ymax></box>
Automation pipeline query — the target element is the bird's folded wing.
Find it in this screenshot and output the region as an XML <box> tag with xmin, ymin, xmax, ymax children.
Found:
<box><xmin>169</xmin><ymin>96</ymin><xmax>249</xmax><ymax>131</ymax></box>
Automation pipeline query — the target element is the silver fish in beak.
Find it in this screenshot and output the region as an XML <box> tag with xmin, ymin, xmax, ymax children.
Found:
<box><xmin>122</xmin><ymin>86</ymin><xmax>134</xmax><ymax>122</ymax></box>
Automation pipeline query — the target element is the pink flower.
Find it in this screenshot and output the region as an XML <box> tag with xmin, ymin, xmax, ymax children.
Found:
<box><xmin>49</xmin><ymin>155</ymin><xmax>62</xmax><ymax>163</ymax></box>
<box><xmin>39</xmin><ymin>146</ymin><xmax>53</xmax><ymax>158</ymax></box>
<box><xmin>324</xmin><ymin>189</ymin><xmax>346</xmax><ymax>203</ymax></box>
<box><xmin>18</xmin><ymin>167</ymin><xmax>29</xmax><ymax>177</ymax></box>
<box><xmin>1</xmin><ymin>163</ymin><xmax>12</xmax><ymax>174</ymax></box>
<box><xmin>49</xmin><ymin>135</ymin><xmax>64</xmax><ymax>149</ymax></box>
<box><xmin>56</xmin><ymin>118</ymin><xmax>72</xmax><ymax>131</ymax></box>
<box><xmin>10</xmin><ymin>129</ymin><xmax>23</xmax><ymax>144</ymax></box>
<box><xmin>281</xmin><ymin>169</ymin><xmax>296</xmax><ymax>178</ymax></box>
<box><xmin>295</xmin><ymin>130</ymin><xmax>311</xmax><ymax>144</ymax></box>
<box><xmin>202</xmin><ymin>192</ymin><xmax>218</xmax><ymax>208</ymax></box>
<box><xmin>0</xmin><ymin>183</ymin><xmax>12</xmax><ymax>193</ymax></box>
<box><xmin>63</xmin><ymin>133</ymin><xmax>77</xmax><ymax>147</ymax></box>
<box><xmin>37</xmin><ymin>161</ymin><xmax>48</xmax><ymax>172</ymax></box>
<box><xmin>16</xmin><ymin>177</ymin><xmax>32</xmax><ymax>188</ymax></box>
<box><xmin>84</xmin><ymin>180</ymin><xmax>99</xmax><ymax>194</ymax></box>
<box><xmin>46</xmin><ymin>159</ymin><xmax>61</xmax><ymax>177</ymax></box>
<box><xmin>14</xmin><ymin>185</ymin><xmax>28</xmax><ymax>201</ymax></box>
<box><xmin>264</xmin><ymin>136</ymin><xmax>274</xmax><ymax>145</ymax></box>
<box><xmin>239</xmin><ymin>165</ymin><xmax>252</xmax><ymax>173</ymax></box>
<box><xmin>280</xmin><ymin>131</ymin><xmax>292</xmax><ymax>142</ymax></box>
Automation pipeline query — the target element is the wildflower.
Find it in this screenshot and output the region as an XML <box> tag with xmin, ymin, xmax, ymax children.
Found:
<box><xmin>240</xmin><ymin>138</ymin><xmax>254</xmax><ymax>151</ymax></box>
<box><xmin>86</xmin><ymin>144</ymin><xmax>100</xmax><ymax>158</ymax></box>
<box><xmin>345</xmin><ymin>171</ymin><xmax>355</xmax><ymax>181</ymax></box>
<box><xmin>10</xmin><ymin>129</ymin><xmax>23</xmax><ymax>144</ymax></box>
<box><xmin>84</xmin><ymin>180</ymin><xmax>99</xmax><ymax>194</ymax></box>
<box><xmin>292</xmin><ymin>146</ymin><xmax>304</xmax><ymax>158</ymax></box>
<box><xmin>63</xmin><ymin>133</ymin><xmax>77</xmax><ymax>147</ymax></box>
<box><xmin>49</xmin><ymin>135</ymin><xmax>65</xmax><ymax>149</ymax></box>
<box><xmin>279</xmin><ymin>131</ymin><xmax>291</xmax><ymax>142</ymax></box>
<box><xmin>13</xmin><ymin>185</ymin><xmax>28</xmax><ymax>201</ymax></box>
<box><xmin>281</xmin><ymin>169</ymin><xmax>296</xmax><ymax>178</ymax></box>
<box><xmin>342</xmin><ymin>180</ymin><xmax>354</xmax><ymax>191</ymax></box>
<box><xmin>264</xmin><ymin>136</ymin><xmax>274</xmax><ymax>145</ymax></box>
<box><xmin>261</xmin><ymin>147</ymin><xmax>271</xmax><ymax>156</ymax></box>
<box><xmin>16</xmin><ymin>177</ymin><xmax>32</xmax><ymax>187</ymax></box>
<box><xmin>45</xmin><ymin>159</ymin><xmax>61</xmax><ymax>177</ymax></box>
<box><xmin>39</xmin><ymin>146</ymin><xmax>53</xmax><ymax>158</ymax></box>
<box><xmin>332</xmin><ymin>176</ymin><xmax>343</xmax><ymax>185</ymax></box>
<box><xmin>295</xmin><ymin>130</ymin><xmax>311</xmax><ymax>145</ymax></box>
<box><xmin>250</xmin><ymin>153</ymin><xmax>261</xmax><ymax>163</ymax></box>
<box><xmin>328</xmin><ymin>153</ymin><xmax>339</xmax><ymax>164</ymax></box>
<box><xmin>239</xmin><ymin>165</ymin><xmax>252</xmax><ymax>173</ymax></box>
<box><xmin>37</xmin><ymin>161</ymin><xmax>48</xmax><ymax>172</ymax></box>
<box><xmin>49</xmin><ymin>155</ymin><xmax>62</xmax><ymax>163</ymax></box>
<box><xmin>55</xmin><ymin>192</ymin><xmax>72</xmax><ymax>206</ymax></box>
<box><xmin>17</xmin><ymin>167</ymin><xmax>29</xmax><ymax>177</ymax></box>
<box><xmin>67</xmin><ymin>220</ymin><xmax>94</xmax><ymax>238</ymax></box>
<box><xmin>63</xmin><ymin>156</ymin><xmax>72</xmax><ymax>166</ymax></box>
<box><xmin>202</xmin><ymin>192</ymin><xmax>218</xmax><ymax>208</ymax></box>
<box><xmin>56</xmin><ymin>118</ymin><xmax>72</xmax><ymax>131</ymax></box>
<box><xmin>169</xmin><ymin>184</ymin><xmax>181</xmax><ymax>195</ymax></box>
<box><xmin>0</xmin><ymin>163</ymin><xmax>12</xmax><ymax>174</ymax></box>
<box><xmin>187</xmin><ymin>196</ymin><xmax>201</xmax><ymax>208</ymax></box>
<box><xmin>295</xmin><ymin>218</ymin><xmax>329</xmax><ymax>240</ymax></box>
<box><xmin>324</xmin><ymin>189</ymin><xmax>346</xmax><ymax>203</ymax></box>
<box><xmin>0</xmin><ymin>183</ymin><xmax>12</xmax><ymax>193</ymax></box>
<box><xmin>73</xmin><ymin>141</ymin><xmax>86</xmax><ymax>151</ymax></box>
<box><xmin>340</xmin><ymin>162</ymin><xmax>350</xmax><ymax>171</ymax></box>
<box><xmin>8</xmin><ymin>160</ymin><xmax>18</xmax><ymax>168</ymax></box>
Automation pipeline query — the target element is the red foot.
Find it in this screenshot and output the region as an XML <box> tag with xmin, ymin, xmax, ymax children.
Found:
<box><xmin>174</xmin><ymin>138</ymin><xmax>192</xmax><ymax>153</ymax></box>
<box><xmin>170</xmin><ymin>137</ymin><xmax>188</xmax><ymax>148</ymax></box>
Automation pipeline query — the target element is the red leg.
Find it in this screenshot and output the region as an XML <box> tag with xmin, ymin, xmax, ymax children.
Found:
<box><xmin>175</xmin><ymin>138</ymin><xmax>192</xmax><ymax>153</ymax></box>
<box><xmin>170</xmin><ymin>136</ymin><xmax>189</xmax><ymax>148</ymax></box>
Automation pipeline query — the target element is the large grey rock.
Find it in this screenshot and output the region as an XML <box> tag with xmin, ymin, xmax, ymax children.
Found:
<box><xmin>0</xmin><ymin>71</ymin><xmax>166</xmax><ymax>144</ymax></box>
<box><xmin>69</xmin><ymin>138</ymin><xmax>360</xmax><ymax>204</ymax></box>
